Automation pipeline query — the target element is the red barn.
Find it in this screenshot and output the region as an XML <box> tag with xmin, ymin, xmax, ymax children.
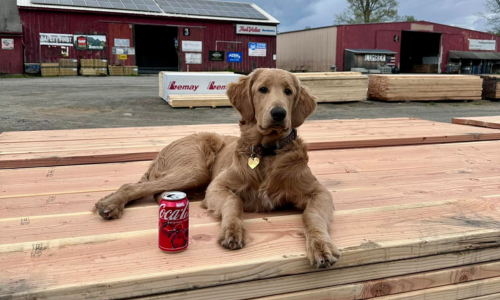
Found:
<box><xmin>2</xmin><ymin>0</ymin><xmax>279</xmax><ymax>74</ymax></box>
<box><xmin>278</xmin><ymin>21</ymin><xmax>500</xmax><ymax>74</ymax></box>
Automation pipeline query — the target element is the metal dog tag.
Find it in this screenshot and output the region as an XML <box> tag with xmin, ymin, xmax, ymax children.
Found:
<box><xmin>248</xmin><ymin>157</ymin><xmax>260</xmax><ymax>169</ymax></box>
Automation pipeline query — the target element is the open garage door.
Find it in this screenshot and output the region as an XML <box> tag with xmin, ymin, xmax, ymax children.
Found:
<box><xmin>400</xmin><ymin>31</ymin><xmax>442</xmax><ymax>73</ymax></box>
<box><xmin>135</xmin><ymin>25</ymin><xmax>179</xmax><ymax>74</ymax></box>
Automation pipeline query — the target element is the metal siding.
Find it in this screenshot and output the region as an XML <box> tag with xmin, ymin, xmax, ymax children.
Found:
<box><xmin>0</xmin><ymin>35</ymin><xmax>24</xmax><ymax>74</ymax></box>
<box><xmin>19</xmin><ymin>9</ymin><xmax>276</xmax><ymax>73</ymax></box>
<box><xmin>108</xmin><ymin>23</ymin><xmax>134</xmax><ymax>66</ymax></box>
<box><xmin>277</xmin><ymin>27</ymin><xmax>337</xmax><ymax>72</ymax></box>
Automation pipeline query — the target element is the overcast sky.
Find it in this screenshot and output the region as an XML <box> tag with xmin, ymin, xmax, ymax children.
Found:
<box><xmin>233</xmin><ymin>0</ymin><xmax>489</xmax><ymax>33</ymax></box>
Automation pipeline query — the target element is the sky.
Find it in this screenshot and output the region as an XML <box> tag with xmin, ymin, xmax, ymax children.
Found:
<box><xmin>231</xmin><ymin>0</ymin><xmax>490</xmax><ymax>33</ymax></box>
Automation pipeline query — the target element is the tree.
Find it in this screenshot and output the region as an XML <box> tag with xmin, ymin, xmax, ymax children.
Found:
<box><xmin>334</xmin><ymin>0</ymin><xmax>411</xmax><ymax>24</ymax></box>
<box><xmin>304</xmin><ymin>26</ymin><xmax>312</xmax><ymax>30</ymax></box>
<box><xmin>482</xmin><ymin>0</ymin><xmax>500</xmax><ymax>35</ymax></box>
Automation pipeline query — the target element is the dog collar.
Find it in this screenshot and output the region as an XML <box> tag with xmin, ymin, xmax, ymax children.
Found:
<box><xmin>253</xmin><ymin>128</ymin><xmax>297</xmax><ymax>157</ymax></box>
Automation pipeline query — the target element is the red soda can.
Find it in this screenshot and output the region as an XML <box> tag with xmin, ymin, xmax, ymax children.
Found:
<box><xmin>158</xmin><ymin>191</ymin><xmax>189</xmax><ymax>253</ymax></box>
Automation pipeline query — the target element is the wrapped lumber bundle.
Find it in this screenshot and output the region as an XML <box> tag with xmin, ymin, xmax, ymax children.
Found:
<box><xmin>123</xmin><ymin>66</ymin><xmax>138</xmax><ymax>76</ymax></box>
<box><xmin>40</xmin><ymin>63</ymin><xmax>59</xmax><ymax>77</ymax></box>
<box><xmin>58</xmin><ymin>68</ymin><xmax>77</xmax><ymax>76</ymax></box>
<box><xmin>108</xmin><ymin>65</ymin><xmax>124</xmax><ymax>76</ymax></box>
<box><xmin>481</xmin><ymin>75</ymin><xmax>500</xmax><ymax>100</ymax></box>
<box><xmin>168</xmin><ymin>94</ymin><xmax>230</xmax><ymax>108</ymax></box>
<box><xmin>295</xmin><ymin>72</ymin><xmax>368</xmax><ymax>102</ymax></box>
<box><xmin>368</xmin><ymin>75</ymin><xmax>483</xmax><ymax>101</ymax></box>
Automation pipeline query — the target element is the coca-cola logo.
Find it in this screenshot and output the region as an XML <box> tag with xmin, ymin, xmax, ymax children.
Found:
<box><xmin>207</xmin><ymin>81</ymin><xmax>227</xmax><ymax>90</ymax></box>
<box><xmin>168</xmin><ymin>81</ymin><xmax>200</xmax><ymax>92</ymax></box>
<box><xmin>159</xmin><ymin>204</ymin><xmax>189</xmax><ymax>221</ymax></box>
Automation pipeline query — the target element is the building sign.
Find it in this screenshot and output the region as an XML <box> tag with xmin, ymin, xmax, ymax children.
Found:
<box><xmin>114</xmin><ymin>38</ymin><xmax>130</xmax><ymax>47</ymax></box>
<box><xmin>227</xmin><ymin>52</ymin><xmax>243</xmax><ymax>63</ymax></box>
<box><xmin>182</xmin><ymin>41</ymin><xmax>202</xmax><ymax>52</ymax></box>
<box><xmin>40</xmin><ymin>33</ymin><xmax>74</xmax><ymax>46</ymax></box>
<box><xmin>74</xmin><ymin>35</ymin><xmax>107</xmax><ymax>50</ymax></box>
<box><xmin>209</xmin><ymin>51</ymin><xmax>225</xmax><ymax>61</ymax></box>
<box><xmin>2</xmin><ymin>39</ymin><xmax>14</xmax><ymax>50</ymax></box>
<box><xmin>185</xmin><ymin>53</ymin><xmax>202</xmax><ymax>64</ymax></box>
<box><xmin>249</xmin><ymin>43</ymin><xmax>267</xmax><ymax>57</ymax></box>
<box><xmin>237</xmin><ymin>24</ymin><xmax>277</xmax><ymax>36</ymax></box>
<box><xmin>365</xmin><ymin>54</ymin><xmax>386</xmax><ymax>62</ymax></box>
<box><xmin>469</xmin><ymin>39</ymin><xmax>496</xmax><ymax>51</ymax></box>
<box><xmin>113</xmin><ymin>47</ymin><xmax>136</xmax><ymax>55</ymax></box>
<box><xmin>183</xmin><ymin>28</ymin><xmax>190</xmax><ymax>36</ymax></box>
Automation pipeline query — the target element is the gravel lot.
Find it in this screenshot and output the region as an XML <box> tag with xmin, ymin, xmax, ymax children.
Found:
<box><xmin>1</xmin><ymin>75</ymin><xmax>499</xmax><ymax>132</ymax></box>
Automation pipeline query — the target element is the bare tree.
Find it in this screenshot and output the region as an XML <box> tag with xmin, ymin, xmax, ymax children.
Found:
<box><xmin>334</xmin><ymin>0</ymin><xmax>407</xmax><ymax>24</ymax></box>
<box><xmin>482</xmin><ymin>0</ymin><xmax>500</xmax><ymax>35</ymax></box>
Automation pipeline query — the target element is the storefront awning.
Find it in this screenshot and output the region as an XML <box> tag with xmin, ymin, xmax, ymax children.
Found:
<box><xmin>346</xmin><ymin>49</ymin><xmax>397</xmax><ymax>55</ymax></box>
<box><xmin>449</xmin><ymin>51</ymin><xmax>500</xmax><ymax>60</ymax></box>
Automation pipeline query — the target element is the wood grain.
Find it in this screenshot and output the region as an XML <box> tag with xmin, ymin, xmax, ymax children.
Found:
<box><xmin>453</xmin><ymin>116</ymin><xmax>500</xmax><ymax>129</ymax></box>
<box><xmin>2</xmin><ymin>118</ymin><xmax>500</xmax><ymax>169</ymax></box>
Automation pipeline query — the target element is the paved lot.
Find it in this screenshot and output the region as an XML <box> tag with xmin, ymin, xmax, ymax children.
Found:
<box><xmin>1</xmin><ymin>76</ymin><xmax>500</xmax><ymax>132</ymax></box>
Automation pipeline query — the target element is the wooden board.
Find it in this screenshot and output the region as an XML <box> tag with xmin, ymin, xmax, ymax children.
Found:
<box><xmin>452</xmin><ymin>116</ymin><xmax>500</xmax><ymax>129</ymax></box>
<box><xmin>2</xmin><ymin>141</ymin><xmax>500</xmax><ymax>299</ymax></box>
<box><xmin>368</xmin><ymin>75</ymin><xmax>483</xmax><ymax>102</ymax></box>
<box><xmin>253</xmin><ymin>262</ymin><xmax>500</xmax><ymax>300</ymax></box>
<box><xmin>3</xmin><ymin>118</ymin><xmax>500</xmax><ymax>169</ymax></box>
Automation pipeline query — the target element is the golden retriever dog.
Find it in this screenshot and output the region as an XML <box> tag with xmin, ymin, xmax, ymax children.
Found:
<box><xmin>94</xmin><ymin>68</ymin><xmax>340</xmax><ymax>268</ymax></box>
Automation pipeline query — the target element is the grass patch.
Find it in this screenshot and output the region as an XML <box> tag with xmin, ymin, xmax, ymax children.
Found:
<box><xmin>0</xmin><ymin>74</ymin><xmax>38</xmax><ymax>79</ymax></box>
<box><xmin>428</xmin><ymin>102</ymin><xmax>436</xmax><ymax>106</ymax></box>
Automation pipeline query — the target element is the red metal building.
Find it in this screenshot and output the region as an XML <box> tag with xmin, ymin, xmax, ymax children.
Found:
<box><xmin>278</xmin><ymin>21</ymin><xmax>500</xmax><ymax>74</ymax></box>
<box><xmin>0</xmin><ymin>0</ymin><xmax>24</xmax><ymax>74</ymax></box>
<box><xmin>5</xmin><ymin>0</ymin><xmax>279</xmax><ymax>74</ymax></box>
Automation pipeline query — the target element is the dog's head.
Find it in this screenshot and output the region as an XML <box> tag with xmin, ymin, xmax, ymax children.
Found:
<box><xmin>227</xmin><ymin>69</ymin><xmax>317</xmax><ymax>135</ymax></box>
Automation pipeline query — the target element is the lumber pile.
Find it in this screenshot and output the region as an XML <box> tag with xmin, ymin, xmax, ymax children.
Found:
<box><xmin>295</xmin><ymin>72</ymin><xmax>368</xmax><ymax>102</ymax></box>
<box><xmin>368</xmin><ymin>74</ymin><xmax>483</xmax><ymax>101</ymax></box>
<box><xmin>2</xmin><ymin>132</ymin><xmax>500</xmax><ymax>299</ymax></box>
<box><xmin>3</xmin><ymin>118</ymin><xmax>500</xmax><ymax>169</ymax></box>
<box><xmin>168</xmin><ymin>94</ymin><xmax>230</xmax><ymax>108</ymax></box>
<box><xmin>453</xmin><ymin>115</ymin><xmax>500</xmax><ymax>129</ymax></box>
<box><xmin>481</xmin><ymin>75</ymin><xmax>500</xmax><ymax>100</ymax></box>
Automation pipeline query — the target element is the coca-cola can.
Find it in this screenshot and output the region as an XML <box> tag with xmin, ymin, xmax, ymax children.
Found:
<box><xmin>158</xmin><ymin>191</ymin><xmax>189</xmax><ymax>253</ymax></box>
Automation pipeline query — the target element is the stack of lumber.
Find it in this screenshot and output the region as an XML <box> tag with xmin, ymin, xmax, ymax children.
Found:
<box><xmin>80</xmin><ymin>59</ymin><xmax>108</xmax><ymax>76</ymax></box>
<box><xmin>158</xmin><ymin>71</ymin><xmax>235</xmax><ymax>99</ymax></box>
<box><xmin>453</xmin><ymin>115</ymin><xmax>500</xmax><ymax>129</ymax></box>
<box><xmin>2</xmin><ymin>118</ymin><xmax>500</xmax><ymax>299</ymax></box>
<box><xmin>295</xmin><ymin>72</ymin><xmax>368</xmax><ymax>102</ymax></box>
<box><xmin>168</xmin><ymin>94</ymin><xmax>230</xmax><ymax>108</ymax></box>
<box><xmin>58</xmin><ymin>58</ymin><xmax>78</xmax><ymax>76</ymax></box>
<box><xmin>481</xmin><ymin>75</ymin><xmax>500</xmax><ymax>100</ymax></box>
<box><xmin>40</xmin><ymin>63</ymin><xmax>59</xmax><ymax>77</ymax></box>
<box><xmin>368</xmin><ymin>75</ymin><xmax>483</xmax><ymax>101</ymax></box>
<box><xmin>3</xmin><ymin>118</ymin><xmax>500</xmax><ymax>169</ymax></box>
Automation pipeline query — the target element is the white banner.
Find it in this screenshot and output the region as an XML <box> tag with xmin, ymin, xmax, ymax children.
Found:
<box><xmin>162</xmin><ymin>73</ymin><xmax>242</xmax><ymax>100</ymax></box>
<box><xmin>236</xmin><ymin>24</ymin><xmax>277</xmax><ymax>36</ymax></box>
<box><xmin>249</xmin><ymin>42</ymin><xmax>267</xmax><ymax>57</ymax></box>
<box><xmin>182</xmin><ymin>40</ymin><xmax>202</xmax><ymax>52</ymax></box>
<box><xmin>40</xmin><ymin>33</ymin><xmax>74</xmax><ymax>46</ymax></box>
<box><xmin>469</xmin><ymin>39</ymin><xmax>496</xmax><ymax>51</ymax></box>
<box><xmin>185</xmin><ymin>53</ymin><xmax>202</xmax><ymax>64</ymax></box>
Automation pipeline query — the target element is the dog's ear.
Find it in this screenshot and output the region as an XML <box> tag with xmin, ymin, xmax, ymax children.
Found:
<box><xmin>227</xmin><ymin>75</ymin><xmax>254</xmax><ymax>123</ymax></box>
<box><xmin>292</xmin><ymin>85</ymin><xmax>317</xmax><ymax>128</ymax></box>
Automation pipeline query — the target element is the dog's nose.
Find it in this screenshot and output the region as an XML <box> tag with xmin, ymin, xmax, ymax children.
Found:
<box><xmin>271</xmin><ymin>107</ymin><xmax>287</xmax><ymax>122</ymax></box>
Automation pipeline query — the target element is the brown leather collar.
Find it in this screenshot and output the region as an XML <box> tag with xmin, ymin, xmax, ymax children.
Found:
<box><xmin>252</xmin><ymin>129</ymin><xmax>297</xmax><ymax>157</ymax></box>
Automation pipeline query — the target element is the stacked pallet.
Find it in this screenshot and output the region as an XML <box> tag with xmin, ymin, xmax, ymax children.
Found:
<box><xmin>295</xmin><ymin>72</ymin><xmax>368</xmax><ymax>102</ymax></box>
<box><xmin>80</xmin><ymin>59</ymin><xmax>108</xmax><ymax>76</ymax></box>
<box><xmin>2</xmin><ymin>121</ymin><xmax>500</xmax><ymax>299</ymax></box>
<box><xmin>40</xmin><ymin>63</ymin><xmax>59</xmax><ymax>77</ymax></box>
<box><xmin>481</xmin><ymin>75</ymin><xmax>500</xmax><ymax>100</ymax></box>
<box><xmin>368</xmin><ymin>75</ymin><xmax>483</xmax><ymax>101</ymax></box>
<box><xmin>58</xmin><ymin>58</ymin><xmax>78</xmax><ymax>76</ymax></box>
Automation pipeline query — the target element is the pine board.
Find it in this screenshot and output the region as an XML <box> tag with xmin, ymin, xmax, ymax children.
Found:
<box><xmin>452</xmin><ymin>116</ymin><xmax>500</xmax><ymax>129</ymax></box>
<box><xmin>3</xmin><ymin>119</ymin><xmax>500</xmax><ymax>169</ymax></box>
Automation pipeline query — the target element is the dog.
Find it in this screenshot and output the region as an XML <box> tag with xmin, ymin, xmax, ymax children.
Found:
<box><xmin>94</xmin><ymin>68</ymin><xmax>341</xmax><ymax>268</ymax></box>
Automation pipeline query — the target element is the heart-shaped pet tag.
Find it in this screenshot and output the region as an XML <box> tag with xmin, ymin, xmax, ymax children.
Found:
<box><xmin>248</xmin><ymin>157</ymin><xmax>260</xmax><ymax>169</ymax></box>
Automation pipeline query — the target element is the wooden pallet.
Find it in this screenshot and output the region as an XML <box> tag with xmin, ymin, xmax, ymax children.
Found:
<box><xmin>3</xmin><ymin>118</ymin><xmax>500</xmax><ymax>169</ymax></box>
<box><xmin>2</xmin><ymin>140</ymin><xmax>500</xmax><ymax>299</ymax></box>
<box><xmin>368</xmin><ymin>75</ymin><xmax>484</xmax><ymax>101</ymax></box>
<box><xmin>452</xmin><ymin>116</ymin><xmax>500</xmax><ymax>129</ymax></box>
<box><xmin>481</xmin><ymin>75</ymin><xmax>500</xmax><ymax>100</ymax></box>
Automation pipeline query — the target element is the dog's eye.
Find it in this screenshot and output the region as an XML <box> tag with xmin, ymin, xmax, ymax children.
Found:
<box><xmin>259</xmin><ymin>87</ymin><xmax>268</xmax><ymax>94</ymax></box>
<box><xmin>284</xmin><ymin>88</ymin><xmax>292</xmax><ymax>95</ymax></box>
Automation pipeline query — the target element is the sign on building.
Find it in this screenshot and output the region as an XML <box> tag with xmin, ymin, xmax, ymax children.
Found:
<box><xmin>469</xmin><ymin>39</ymin><xmax>496</xmax><ymax>51</ymax></box>
<box><xmin>2</xmin><ymin>39</ymin><xmax>14</xmax><ymax>50</ymax></box>
<box><xmin>185</xmin><ymin>53</ymin><xmax>202</xmax><ymax>64</ymax></box>
<box><xmin>209</xmin><ymin>51</ymin><xmax>225</xmax><ymax>61</ymax></box>
<box><xmin>74</xmin><ymin>35</ymin><xmax>107</xmax><ymax>50</ymax></box>
<box><xmin>227</xmin><ymin>52</ymin><xmax>243</xmax><ymax>63</ymax></box>
<box><xmin>237</xmin><ymin>24</ymin><xmax>277</xmax><ymax>36</ymax></box>
<box><xmin>365</xmin><ymin>54</ymin><xmax>386</xmax><ymax>62</ymax></box>
<box><xmin>182</xmin><ymin>41</ymin><xmax>202</xmax><ymax>52</ymax></box>
<box><xmin>114</xmin><ymin>38</ymin><xmax>130</xmax><ymax>47</ymax></box>
<box><xmin>249</xmin><ymin>43</ymin><xmax>267</xmax><ymax>57</ymax></box>
<box><xmin>40</xmin><ymin>33</ymin><xmax>74</xmax><ymax>46</ymax></box>
<box><xmin>112</xmin><ymin>47</ymin><xmax>135</xmax><ymax>55</ymax></box>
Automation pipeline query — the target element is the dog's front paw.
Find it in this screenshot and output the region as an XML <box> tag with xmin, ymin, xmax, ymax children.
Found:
<box><xmin>93</xmin><ymin>193</ymin><xmax>125</xmax><ymax>220</ymax></box>
<box><xmin>306</xmin><ymin>236</ymin><xmax>340</xmax><ymax>269</ymax></box>
<box><xmin>218</xmin><ymin>219</ymin><xmax>246</xmax><ymax>250</ymax></box>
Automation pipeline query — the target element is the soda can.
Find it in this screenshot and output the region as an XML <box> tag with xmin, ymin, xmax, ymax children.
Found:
<box><xmin>158</xmin><ymin>191</ymin><xmax>189</xmax><ymax>253</ymax></box>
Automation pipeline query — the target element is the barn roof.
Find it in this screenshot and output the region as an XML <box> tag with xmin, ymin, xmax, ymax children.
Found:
<box><xmin>16</xmin><ymin>0</ymin><xmax>280</xmax><ymax>24</ymax></box>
